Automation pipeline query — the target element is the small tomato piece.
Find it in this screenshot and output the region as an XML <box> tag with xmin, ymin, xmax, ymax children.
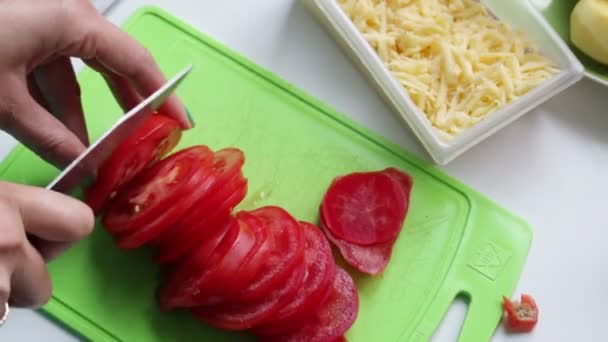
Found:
<box><xmin>503</xmin><ymin>294</ymin><xmax>538</xmax><ymax>332</ymax></box>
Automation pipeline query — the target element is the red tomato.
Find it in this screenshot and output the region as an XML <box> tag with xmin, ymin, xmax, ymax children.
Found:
<box><xmin>226</xmin><ymin>212</ymin><xmax>274</xmax><ymax>295</ymax></box>
<box><xmin>264</xmin><ymin>268</ymin><xmax>359</xmax><ymax>342</ymax></box>
<box><xmin>195</xmin><ymin>179</ymin><xmax>248</xmax><ymax>232</ymax></box>
<box><xmin>102</xmin><ymin>146</ymin><xmax>214</xmax><ymax>248</ymax></box>
<box><xmin>153</xmin><ymin>172</ymin><xmax>240</xmax><ymax>249</ymax></box>
<box><xmin>191</xmin><ymin>256</ymin><xmax>308</xmax><ymax>330</ymax></box>
<box><xmin>198</xmin><ymin>175</ymin><xmax>246</xmax><ymax>222</ymax></box>
<box><xmin>383</xmin><ymin>167</ymin><xmax>413</xmax><ymax>211</ymax></box>
<box><xmin>85</xmin><ymin>114</ymin><xmax>182</xmax><ymax>214</ymax></box>
<box><xmin>322</xmin><ymin>221</ymin><xmax>393</xmax><ymax>276</ymax></box>
<box><xmin>152</xmin><ymin>148</ymin><xmax>246</xmax><ymax>260</ymax></box>
<box><xmin>186</xmin><ymin>218</ymin><xmax>258</xmax><ymax>304</ymax></box>
<box><xmin>154</xmin><ymin>170</ymin><xmax>245</xmax><ymax>252</ymax></box>
<box><xmin>172</xmin><ymin>148</ymin><xmax>246</xmax><ymax>231</ymax></box>
<box><xmin>319</xmin><ymin>167</ymin><xmax>412</xmax><ymax>275</ymax></box>
<box><xmin>177</xmin><ymin>215</ymin><xmax>239</xmax><ymax>276</ymax></box>
<box><xmin>159</xmin><ymin>215</ymin><xmax>240</xmax><ymax>310</ymax></box>
<box><xmin>154</xmin><ymin>177</ymin><xmax>248</xmax><ymax>264</ymax></box>
<box><xmin>234</xmin><ymin>206</ymin><xmax>306</xmax><ymax>302</ymax></box>
<box><xmin>253</xmin><ymin>221</ymin><xmax>336</xmax><ymax>336</ymax></box>
<box><xmin>187</xmin><ymin>212</ymin><xmax>273</xmax><ymax>306</ymax></box>
<box><xmin>320</xmin><ymin>169</ymin><xmax>408</xmax><ymax>245</ymax></box>
<box><xmin>503</xmin><ymin>294</ymin><xmax>538</xmax><ymax>332</ymax></box>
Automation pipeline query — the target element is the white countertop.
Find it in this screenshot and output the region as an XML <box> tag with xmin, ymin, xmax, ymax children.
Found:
<box><xmin>0</xmin><ymin>1</ymin><xmax>606</xmax><ymax>341</ymax></box>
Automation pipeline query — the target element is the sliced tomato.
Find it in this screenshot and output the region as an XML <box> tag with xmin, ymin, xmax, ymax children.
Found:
<box><xmin>102</xmin><ymin>146</ymin><xmax>215</xmax><ymax>248</ymax></box>
<box><xmin>102</xmin><ymin>145</ymin><xmax>213</xmax><ymax>234</ymax></box>
<box><xmin>253</xmin><ymin>221</ymin><xmax>336</xmax><ymax>336</ymax></box>
<box><xmin>154</xmin><ymin>178</ymin><xmax>248</xmax><ymax>265</ymax></box>
<box><xmin>155</xmin><ymin>171</ymin><xmax>244</xmax><ymax>249</ymax></box>
<box><xmin>116</xmin><ymin>167</ymin><xmax>214</xmax><ymax>249</ymax></box>
<box><xmin>158</xmin><ymin>208</ymin><xmax>234</xmax><ymax>264</ymax></box>
<box><xmin>159</xmin><ymin>215</ymin><xmax>240</xmax><ymax>310</ymax></box>
<box><xmin>321</xmin><ymin>213</ymin><xmax>393</xmax><ymax>276</ymax></box>
<box><xmin>184</xmin><ymin>218</ymin><xmax>258</xmax><ymax>305</ymax></box>
<box><xmin>162</xmin><ymin>148</ymin><xmax>245</xmax><ymax>238</ymax></box>
<box><xmin>195</xmin><ymin>180</ymin><xmax>248</xmax><ymax>232</ymax></box>
<box><xmin>320</xmin><ymin>169</ymin><xmax>408</xmax><ymax>245</ymax></box>
<box><xmin>191</xmin><ymin>256</ymin><xmax>307</xmax><ymax>330</ymax></box>
<box><xmin>383</xmin><ymin>167</ymin><xmax>414</xmax><ymax>202</ymax></box>
<box><xmin>198</xmin><ymin>175</ymin><xmax>247</xmax><ymax>223</ymax></box>
<box><xmin>153</xmin><ymin>208</ymin><xmax>226</xmax><ymax>264</ymax></box>
<box><xmin>227</xmin><ymin>211</ymin><xmax>275</xmax><ymax>297</ymax></box>
<box><xmin>174</xmin><ymin>215</ymin><xmax>238</xmax><ymax>275</ymax></box>
<box><xmin>85</xmin><ymin>114</ymin><xmax>182</xmax><ymax>214</ymax></box>
<box><xmin>152</xmin><ymin>149</ymin><xmax>246</xmax><ymax>255</ymax></box>
<box><xmin>185</xmin><ymin>212</ymin><xmax>273</xmax><ymax>306</ymax></box>
<box><xmin>319</xmin><ymin>168</ymin><xmax>412</xmax><ymax>275</ymax></box>
<box><xmin>264</xmin><ymin>267</ymin><xmax>359</xmax><ymax>342</ymax></box>
<box><xmin>234</xmin><ymin>206</ymin><xmax>306</xmax><ymax>302</ymax></box>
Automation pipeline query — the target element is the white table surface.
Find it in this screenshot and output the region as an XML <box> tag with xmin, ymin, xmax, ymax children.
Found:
<box><xmin>0</xmin><ymin>0</ymin><xmax>606</xmax><ymax>341</ymax></box>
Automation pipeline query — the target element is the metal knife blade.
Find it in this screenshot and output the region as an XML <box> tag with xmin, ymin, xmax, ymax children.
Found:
<box><xmin>47</xmin><ymin>64</ymin><xmax>193</xmax><ymax>194</ymax></box>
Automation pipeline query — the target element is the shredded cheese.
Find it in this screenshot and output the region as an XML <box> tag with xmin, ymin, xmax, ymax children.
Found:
<box><xmin>338</xmin><ymin>0</ymin><xmax>559</xmax><ymax>139</ymax></box>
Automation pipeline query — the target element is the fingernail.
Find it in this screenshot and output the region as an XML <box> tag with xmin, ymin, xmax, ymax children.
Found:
<box><xmin>185</xmin><ymin>107</ymin><xmax>195</xmax><ymax>128</ymax></box>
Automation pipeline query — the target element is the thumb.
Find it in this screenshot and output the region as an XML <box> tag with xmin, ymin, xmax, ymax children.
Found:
<box><xmin>0</xmin><ymin>77</ymin><xmax>85</xmax><ymax>168</ymax></box>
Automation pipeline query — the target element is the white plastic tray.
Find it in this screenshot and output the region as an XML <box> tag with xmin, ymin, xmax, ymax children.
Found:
<box><xmin>303</xmin><ymin>0</ymin><xmax>584</xmax><ymax>165</ymax></box>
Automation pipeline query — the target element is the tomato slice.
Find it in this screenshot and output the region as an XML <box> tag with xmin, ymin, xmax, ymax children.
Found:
<box><xmin>383</xmin><ymin>167</ymin><xmax>413</xmax><ymax>213</ymax></box>
<box><xmin>195</xmin><ymin>180</ymin><xmax>248</xmax><ymax>232</ymax></box>
<box><xmin>102</xmin><ymin>146</ymin><xmax>214</xmax><ymax>246</ymax></box>
<box><xmin>234</xmin><ymin>206</ymin><xmax>306</xmax><ymax>302</ymax></box>
<box><xmin>155</xmin><ymin>172</ymin><xmax>243</xmax><ymax>249</ymax></box>
<box><xmin>264</xmin><ymin>267</ymin><xmax>359</xmax><ymax>342</ymax></box>
<box><xmin>503</xmin><ymin>294</ymin><xmax>538</xmax><ymax>332</ymax></box>
<box><xmin>321</xmin><ymin>207</ymin><xmax>393</xmax><ymax>276</ymax></box>
<box><xmin>227</xmin><ymin>211</ymin><xmax>275</xmax><ymax>296</ymax></box>
<box><xmin>176</xmin><ymin>215</ymin><xmax>238</xmax><ymax>275</ymax></box>
<box><xmin>253</xmin><ymin>221</ymin><xmax>336</xmax><ymax>336</ymax></box>
<box><xmin>186</xmin><ymin>211</ymin><xmax>273</xmax><ymax>306</ymax></box>
<box><xmin>159</xmin><ymin>215</ymin><xmax>240</xmax><ymax>310</ymax></box>
<box><xmin>383</xmin><ymin>167</ymin><xmax>414</xmax><ymax>200</ymax></box>
<box><xmin>152</xmin><ymin>149</ymin><xmax>246</xmax><ymax>256</ymax></box>
<box><xmin>326</xmin><ymin>228</ymin><xmax>393</xmax><ymax>276</ymax></box>
<box><xmin>85</xmin><ymin>114</ymin><xmax>182</xmax><ymax>214</ymax></box>
<box><xmin>191</xmin><ymin>256</ymin><xmax>307</xmax><ymax>330</ymax></box>
<box><xmin>185</xmin><ymin>218</ymin><xmax>258</xmax><ymax>305</ymax></box>
<box><xmin>115</xmin><ymin>168</ymin><xmax>214</xmax><ymax>249</ymax></box>
<box><xmin>154</xmin><ymin>177</ymin><xmax>248</xmax><ymax>265</ymax></box>
<box><xmin>320</xmin><ymin>169</ymin><xmax>408</xmax><ymax>245</ymax></box>
<box><xmin>198</xmin><ymin>175</ymin><xmax>246</xmax><ymax>223</ymax></box>
<box><xmin>319</xmin><ymin>168</ymin><xmax>412</xmax><ymax>275</ymax></box>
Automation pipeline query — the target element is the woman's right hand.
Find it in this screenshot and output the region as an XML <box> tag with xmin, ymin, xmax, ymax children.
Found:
<box><xmin>0</xmin><ymin>182</ymin><xmax>93</xmax><ymax>312</ymax></box>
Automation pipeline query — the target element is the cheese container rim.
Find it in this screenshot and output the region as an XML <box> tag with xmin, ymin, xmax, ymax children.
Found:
<box><xmin>303</xmin><ymin>0</ymin><xmax>585</xmax><ymax>165</ymax></box>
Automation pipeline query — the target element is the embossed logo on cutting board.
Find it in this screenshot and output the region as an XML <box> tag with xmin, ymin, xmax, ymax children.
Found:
<box><xmin>468</xmin><ymin>242</ymin><xmax>511</xmax><ymax>281</ymax></box>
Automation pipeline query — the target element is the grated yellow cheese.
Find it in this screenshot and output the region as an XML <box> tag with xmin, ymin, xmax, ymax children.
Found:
<box><xmin>338</xmin><ymin>0</ymin><xmax>559</xmax><ymax>140</ymax></box>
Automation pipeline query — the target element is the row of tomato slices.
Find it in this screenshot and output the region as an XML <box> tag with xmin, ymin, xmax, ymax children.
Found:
<box><xmin>85</xmin><ymin>114</ymin><xmax>394</xmax><ymax>341</ymax></box>
<box><xmin>79</xmin><ymin>108</ymin><xmax>539</xmax><ymax>339</ymax></box>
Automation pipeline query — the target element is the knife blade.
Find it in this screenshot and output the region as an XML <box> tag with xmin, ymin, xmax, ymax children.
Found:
<box><xmin>47</xmin><ymin>64</ymin><xmax>193</xmax><ymax>194</ymax></box>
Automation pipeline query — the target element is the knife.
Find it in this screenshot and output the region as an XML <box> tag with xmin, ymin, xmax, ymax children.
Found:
<box><xmin>47</xmin><ymin>64</ymin><xmax>193</xmax><ymax>194</ymax></box>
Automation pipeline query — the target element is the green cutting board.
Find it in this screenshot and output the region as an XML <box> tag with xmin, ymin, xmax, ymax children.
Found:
<box><xmin>0</xmin><ymin>6</ymin><xmax>532</xmax><ymax>342</ymax></box>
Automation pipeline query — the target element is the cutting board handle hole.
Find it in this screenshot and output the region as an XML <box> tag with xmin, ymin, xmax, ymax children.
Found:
<box><xmin>430</xmin><ymin>294</ymin><xmax>470</xmax><ymax>342</ymax></box>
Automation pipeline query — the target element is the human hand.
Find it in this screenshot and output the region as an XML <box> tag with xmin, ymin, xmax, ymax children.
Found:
<box><xmin>0</xmin><ymin>182</ymin><xmax>93</xmax><ymax>311</ymax></box>
<box><xmin>0</xmin><ymin>0</ymin><xmax>191</xmax><ymax>169</ymax></box>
